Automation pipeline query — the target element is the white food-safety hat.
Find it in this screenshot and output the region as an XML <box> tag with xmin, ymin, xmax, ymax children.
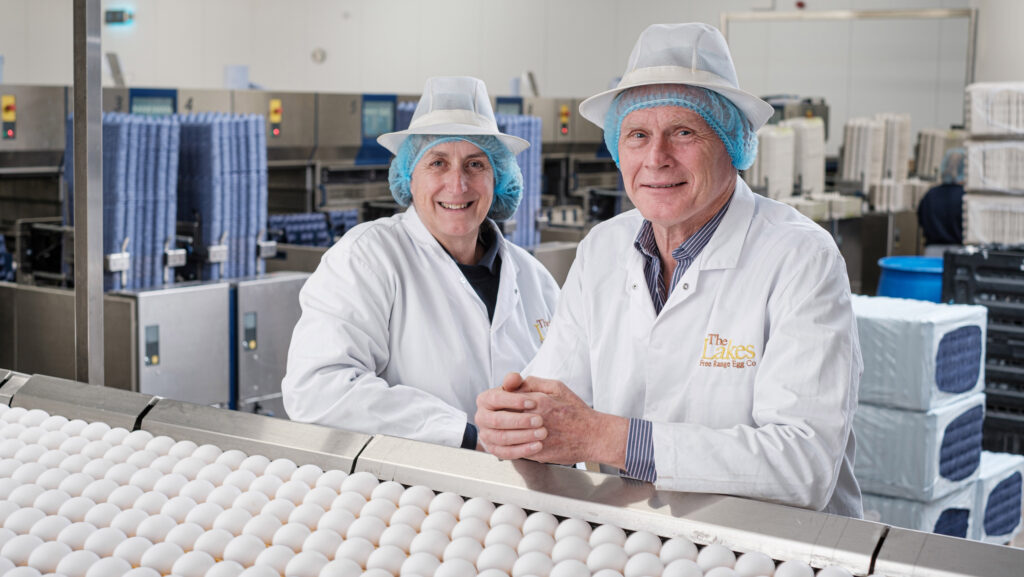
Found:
<box><xmin>377</xmin><ymin>76</ymin><xmax>530</xmax><ymax>155</ymax></box>
<box><xmin>579</xmin><ymin>23</ymin><xmax>774</xmax><ymax>131</ymax></box>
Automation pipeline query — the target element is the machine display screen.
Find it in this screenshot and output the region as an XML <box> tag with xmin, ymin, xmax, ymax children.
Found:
<box><xmin>130</xmin><ymin>94</ymin><xmax>176</xmax><ymax>116</ymax></box>
<box><xmin>496</xmin><ymin>101</ymin><xmax>523</xmax><ymax>116</ymax></box>
<box><xmin>362</xmin><ymin>100</ymin><xmax>395</xmax><ymax>139</ymax></box>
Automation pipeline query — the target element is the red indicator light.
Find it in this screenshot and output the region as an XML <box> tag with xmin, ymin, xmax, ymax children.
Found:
<box><xmin>5</xmin><ymin>129</ymin><xmax>12</xmax><ymax>137</ymax></box>
<box><xmin>561</xmin><ymin>126</ymin><xmax>568</xmax><ymax>135</ymax></box>
<box><xmin>272</xmin><ymin>128</ymin><xmax>280</xmax><ymax>136</ymax></box>
<box><xmin>2</xmin><ymin>105</ymin><xmax>13</xmax><ymax>113</ymax></box>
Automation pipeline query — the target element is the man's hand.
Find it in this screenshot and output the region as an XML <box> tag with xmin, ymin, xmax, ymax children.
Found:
<box><xmin>475</xmin><ymin>373</ymin><xmax>547</xmax><ymax>460</ymax></box>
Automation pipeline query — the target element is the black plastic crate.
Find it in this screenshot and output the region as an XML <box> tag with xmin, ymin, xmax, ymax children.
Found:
<box><xmin>982</xmin><ymin>412</ymin><xmax>1024</xmax><ymax>455</ymax></box>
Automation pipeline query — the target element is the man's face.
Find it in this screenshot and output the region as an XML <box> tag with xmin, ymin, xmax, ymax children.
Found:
<box><xmin>617</xmin><ymin>105</ymin><xmax>737</xmax><ymax>236</ymax></box>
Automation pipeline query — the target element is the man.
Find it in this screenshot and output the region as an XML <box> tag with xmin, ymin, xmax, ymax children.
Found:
<box><xmin>475</xmin><ymin>23</ymin><xmax>863</xmax><ymax>517</ymax></box>
<box><xmin>918</xmin><ymin>147</ymin><xmax>966</xmax><ymax>253</ymax></box>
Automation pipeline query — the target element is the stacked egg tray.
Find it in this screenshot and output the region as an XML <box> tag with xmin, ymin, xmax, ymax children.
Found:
<box><xmin>0</xmin><ymin>370</ymin><xmax>1021</xmax><ymax>577</ymax></box>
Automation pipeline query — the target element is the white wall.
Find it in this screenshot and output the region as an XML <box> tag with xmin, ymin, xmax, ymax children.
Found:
<box><xmin>0</xmin><ymin>0</ymin><xmax>998</xmax><ymax>155</ymax></box>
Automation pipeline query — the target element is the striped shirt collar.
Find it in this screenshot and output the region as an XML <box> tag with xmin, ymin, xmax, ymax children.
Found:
<box><xmin>633</xmin><ymin>197</ymin><xmax>733</xmax><ymax>265</ymax></box>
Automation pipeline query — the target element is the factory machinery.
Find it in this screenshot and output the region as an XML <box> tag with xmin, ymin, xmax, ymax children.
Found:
<box><xmin>0</xmin><ymin>368</ymin><xmax>1020</xmax><ymax>577</ymax></box>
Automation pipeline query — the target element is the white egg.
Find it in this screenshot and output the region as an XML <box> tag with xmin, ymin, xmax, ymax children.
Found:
<box><xmin>215</xmin><ymin>449</ymin><xmax>248</xmax><ymax>470</ymax></box>
<box><xmin>214</xmin><ymin>507</ymin><xmax>253</xmax><ymax>536</ymax></box>
<box><xmin>0</xmin><ymin>457</ymin><xmax>22</xmax><ymax>477</ymax></box>
<box><xmin>434</xmin><ymin>558</ymin><xmax>477</xmax><ymax>577</ymax></box>
<box><xmin>398</xmin><ymin>485</ymin><xmax>435</xmax><ymax>510</ymax></box>
<box><xmin>486</xmin><ymin>523</ymin><xmax>523</xmax><ymax>549</ymax></box>
<box><xmin>38</xmin><ymin>430</ymin><xmax>70</xmax><ymax>450</ymax></box>
<box><xmin>427</xmin><ymin>492</ymin><xmax>465</xmax><ymax>517</ymax></box>
<box><xmin>390</xmin><ymin>505</ymin><xmax>427</xmax><ymax>531</ymax></box>
<box><xmin>365</xmin><ymin>480</ymin><xmax>401</xmax><ymax>504</ymax></box>
<box><xmin>513</xmin><ymin>550</ymin><xmax>555</xmax><ymax>577</ymax></box>
<box><xmin>624</xmin><ymin>530</ymin><xmax>662</xmax><ymax>557</ymax></box>
<box><xmin>247</xmin><ymin>474</ymin><xmax>283</xmax><ymax>498</ymax></box>
<box><xmin>33</xmin><ymin>488</ymin><xmax>72</xmax><ymax>514</ymax></box>
<box><xmin>379</xmin><ymin>523</ymin><xmax>417</xmax><ymax>553</ymax></box>
<box><xmin>315</xmin><ymin>470</ymin><xmax>349</xmax><ymax>492</ymax></box>
<box><xmin>588</xmin><ymin>542</ymin><xmax>629</xmax><ymax>573</ymax></box>
<box><xmin>124</xmin><ymin>566</ymin><xmax>163</xmax><ymax>577</ymax></box>
<box><xmin>133</xmin><ymin>490</ymin><xmax>170</xmax><ymax>514</ymax></box>
<box><xmin>80</xmin><ymin>440</ymin><xmax>113</xmax><ymax>460</ymax></box>
<box><xmin>84</xmin><ymin>555</ymin><xmax>133</xmax><ymax>577</ymax></box>
<box><xmin>128</xmin><ymin>467</ymin><xmax>164</xmax><ymax>492</ymax></box>
<box><xmin>29</xmin><ymin>514</ymin><xmax>72</xmax><ymax>541</ymax></box>
<box><xmin>238</xmin><ymin>565</ymin><xmax>280</xmax><ymax>577</ymax></box>
<box><xmin>111</xmin><ymin>535</ymin><xmax>154</xmax><ymax>566</ymax></box>
<box><xmin>311</xmin><ymin>510</ymin><xmax>352</xmax><ymax>539</ymax></box>
<box><xmin>346</xmin><ymin>514</ymin><xmax>386</xmax><ymax>545</ymax></box>
<box><xmin>590</xmin><ymin>524</ymin><xmax>627</xmax><ymax>548</ymax></box>
<box><xmin>551</xmin><ymin>535</ymin><xmax>591</xmax><ymax>564</ymax></box>
<box><xmin>360</xmin><ymin>568</ymin><xmax>394</xmax><ymax>577</ymax></box>
<box><xmin>82</xmin><ymin>502</ymin><xmax>120</xmax><ymax>528</ymax></box>
<box><xmin>253</xmin><ymin>544</ymin><xmax>296</xmax><ymax>574</ymax></box>
<box><xmin>409</xmin><ymin>528</ymin><xmax>450</xmax><ymax>558</ymax></box>
<box><xmin>205</xmin><ymin>560</ymin><xmax>246</xmax><ymax>577</ymax></box>
<box><xmin>334</xmin><ymin>536</ymin><xmax>375</xmax><ymax>568</ymax></box>
<box><xmin>223</xmin><ymin>533</ymin><xmax>266</xmax><ymax>566</ymax></box>
<box><xmin>106</xmin><ymin>484</ymin><xmax>145</xmax><ymax>510</ymax></box>
<box><xmin>208</xmin><ymin>484</ymin><xmax>244</xmax><ymax>509</ymax></box>
<box><xmin>238</xmin><ymin>455</ymin><xmax>271</xmax><ymax>475</ymax></box>
<box><xmin>5</xmin><ymin>507</ymin><xmax>47</xmax><ymax>533</ymax></box>
<box><xmin>137</xmin><ymin>512</ymin><xmax>178</xmax><ymax>542</ymax></box>
<box><xmin>292</xmin><ymin>464</ymin><xmax>323</xmax><ymax>486</ymax></box>
<box><xmin>55</xmin><ymin>548</ymin><xmax>101</xmax><ymax>577</ymax></box>
<box><xmin>59</xmin><ymin>420</ymin><xmax>87</xmax><ymax>436</ymax></box>
<box><xmin>153</xmin><ymin>472</ymin><xmax>188</xmax><ymax>497</ymax></box>
<box><xmin>197</xmin><ymin>463</ymin><xmax>232</xmax><ymax>486</ymax></box>
<box><xmin>56</xmin><ymin>520</ymin><xmax>98</xmax><ymax>550</ymax></box>
<box><xmin>126</xmin><ymin>450</ymin><xmax>159</xmax><ymax>469</ymax></box>
<box><xmin>83</xmin><ymin>526</ymin><xmax>128</xmax><ymax>557</ymax></box>
<box><xmin>366</xmin><ymin>544</ymin><xmax>406</xmax><ymax>575</ymax></box>
<box><xmin>104</xmin><ymin>462</ymin><xmax>140</xmax><ymax>486</ymax></box>
<box><xmin>77</xmin><ymin>421</ymin><xmax>110</xmax><ymax>441</ymax></box>
<box><xmin>27</xmin><ymin>540</ymin><xmax>72</xmax><ymax>573</ymax></box>
<box><xmin>774</xmin><ymin>560</ymin><xmax>814</xmax><ymax>577</ymax></box>
<box><xmin>184</xmin><ymin>502</ymin><xmax>225</xmax><ymax>530</ymax></box>
<box><xmin>420</xmin><ymin>510</ymin><xmax>458</xmax><ymax>536</ymax></box>
<box><xmin>817</xmin><ymin>566</ymin><xmax>854</xmax><ymax>577</ymax></box>
<box><xmin>59</xmin><ymin>438</ymin><xmax>89</xmax><ymax>458</ymax></box>
<box><xmin>264</xmin><ymin>458</ymin><xmax>298</xmax><ymax>481</ymax></box>
<box><xmin>340</xmin><ymin>471</ymin><xmax>379</xmax><ymax>499</ymax></box>
<box><xmin>303</xmin><ymin>486</ymin><xmax>339</xmax><ymax>510</ymax></box>
<box><xmin>150</xmin><ymin>455</ymin><xmax>180</xmax><ymax>474</ymax></box>
<box><xmin>401</xmin><ymin>552</ymin><xmax>441</xmax><ymax>577</ymax></box>
<box><xmin>478</xmin><ymin>543</ymin><xmax>518</xmax><ymax>573</ymax></box>
<box><xmin>9</xmin><ymin>484</ymin><xmax>45</xmax><ymax>507</ymax></box>
<box><xmin>138</xmin><ymin>541</ymin><xmax>185</xmax><ymax>574</ymax></box>
<box><xmin>478</xmin><ymin>569</ymin><xmax>510</xmax><ymax>577</ymax></box>
<box><xmin>171</xmin><ymin>550</ymin><xmax>216</xmax><ymax>577</ymax></box>
<box><xmin>100</xmin><ymin>427</ymin><xmax>130</xmax><ymax>445</ymax></box>
<box><xmin>285</xmin><ymin>550</ymin><xmax>330</xmax><ymax>577</ymax></box>
<box><xmin>122</xmin><ymin>430</ymin><xmax>155</xmax><ymax>451</ymax></box>
<box><xmin>167</xmin><ymin>439</ymin><xmax>198</xmax><ymax>459</ymax></box>
<box><xmin>164</xmin><ymin>521</ymin><xmax>205</xmax><ymax>551</ymax></box>
<box><xmin>734</xmin><ymin>551</ymin><xmax>775</xmax><ymax>577</ymax></box>
<box><xmin>706</xmin><ymin>567</ymin><xmax>739</xmax><ymax>577</ymax></box>
<box><xmin>663</xmin><ymin>558</ymin><xmax>705</xmax><ymax>577</ymax></box>
<box><xmin>288</xmin><ymin>502</ymin><xmax>326</xmax><ymax>529</ymax></box>
<box><xmin>160</xmin><ymin>495</ymin><xmax>198</xmax><ymax>523</ymax></box>
<box><xmin>144</xmin><ymin>435</ymin><xmax>175</xmax><ymax>456</ymax></box>
<box><xmin>0</xmin><ymin>406</ymin><xmax>27</xmax><ymax>423</ymax></box>
<box><xmin>275</xmin><ymin>479</ymin><xmax>311</xmax><ymax>504</ymax></box>
<box><xmin>550</xmin><ymin>558</ymin><xmax>591</xmax><ymax>577</ymax></box>
<box><xmin>660</xmin><ymin>537</ymin><xmax>699</xmax><ymax>564</ymax></box>
<box><xmin>242</xmin><ymin>514</ymin><xmax>283</xmax><ymax>544</ymax></box>
<box><xmin>110</xmin><ymin>508</ymin><xmax>149</xmax><ymax>537</ymax></box>
<box><xmin>81</xmin><ymin>478</ymin><xmax>120</xmax><ymax>503</ymax></box>
<box><xmin>193</xmin><ymin>528</ymin><xmax>235</xmax><ymax>559</ymax></box>
<box><xmin>40</xmin><ymin>415</ymin><xmax>69</xmax><ymax>431</ymax></box>
<box><xmin>523</xmin><ymin>511</ymin><xmax>559</xmax><ymax>536</ymax></box>
<box><xmin>457</xmin><ymin>496</ymin><xmax>495</xmax><ymax>522</ymax></box>
<box><xmin>272</xmin><ymin>522</ymin><xmax>312</xmax><ymax>552</ymax></box>
<box><xmin>1</xmin><ymin>533</ymin><xmax>44</xmax><ymax>565</ymax></box>
<box><xmin>444</xmin><ymin>536</ymin><xmax>483</xmax><ymax>563</ymax></box>
<box><xmin>331</xmin><ymin>491</ymin><xmax>367</xmax><ymax>516</ymax></box>
<box><xmin>261</xmin><ymin>498</ymin><xmax>297</xmax><ymax>524</ymax></box>
<box><xmin>13</xmin><ymin>446</ymin><xmax>47</xmax><ymax>466</ymax></box>
<box><xmin>186</xmin><ymin>443</ymin><xmax>219</xmax><ymax>464</ymax></box>
<box><xmin>303</xmin><ymin>528</ymin><xmax>343</xmax><ymax>558</ymax></box>
<box><xmin>0</xmin><ymin>477</ymin><xmax>23</xmax><ymax>501</ymax></box>
<box><xmin>103</xmin><ymin>444</ymin><xmax>135</xmax><ymax>464</ymax></box>
<box><xmin>626</xmin><ymin>551</ymin><xmax>664</xmax><ymax>577</ymax></box>
<box><xmin>179</xmin><ymin>479</ymin><xmax>216</xmax><ymax>504</ymax></box>
<box><xmin>222</xmin><ymin>469</ymin><xmax>258</xmax><ymax>492</ymax></box>
<box><xmin>517</xmin><ymin>530</ymin><xmax>556</xmax><ymax>556</ymax></box>
<box><xmin>172</xmin><ymin>456</ymin><xmax>207</xmax><ymax>480</ymax></box>
<box><xmin>233</xmin><ymin>490</ymin><xmax>270</xmax><ymax>516</ymax></box>
<box><xmin>555</xmin><ymin>518</ymin><xmax>592</xmax><ymax>542</ymax></box>
<box><xmin>361</xmin><ymin>497</ymin><xmax>398</xmax><ymax>523</ymax></box>
<box><xmin>697</xmin><ymin>544</ymin><xmax>737</xmax><ymax>571</ymax></box>
<box><xmin>0</xmin><ymin>501</ymin><xmax>17</xmax><ymax>525</ymax></box>
<box><xmin>490</xmin><ymin>504</ymin><xmax>527</xmax><ymax>529</ymax></box>
<box><xmin>37</xmin><ymin>448</ymin><xmax>70</xmax><ymax>468</ymax></box>
<box><xmin>19</xmin><ymin>409</ymin><xmax>50</xmax><ymax>427</ymax></box>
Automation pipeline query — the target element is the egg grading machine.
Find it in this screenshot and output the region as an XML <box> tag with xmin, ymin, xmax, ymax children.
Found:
<box><xmin>1</xmin><ymin>368</ymin><xmax>1021</xmax><ymax>577</ymax></box>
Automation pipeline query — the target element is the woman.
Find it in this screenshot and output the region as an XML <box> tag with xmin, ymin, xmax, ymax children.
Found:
<box><xmin>283</xmin><ymin>77</ymin><xmax>559</xmax><ymax>450</ymax></box>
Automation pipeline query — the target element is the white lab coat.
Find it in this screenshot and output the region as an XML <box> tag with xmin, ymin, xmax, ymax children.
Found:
<box><xmin>283</xmin><ymin>206</ymin><xmax>559</xmax><ymax>448</ymax></box>
<box><xmin>526</xmin><ymin>177</ymin><xmax>863</xmax><ymax>516</ymax></box>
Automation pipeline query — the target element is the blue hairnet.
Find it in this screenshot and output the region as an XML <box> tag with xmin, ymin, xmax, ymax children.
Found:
<box><xmin>940</xmin><ymin>147</ymin><xmax>966</xmax><ymax>185</ymax></box>
<box><xmin>603</xmin><ymin>84</ymin><xmax>758</xmax><ymax>170</ymax></box>
<box><xmin>388</xmin><ymin>134</ymin><xmax>523</xmax><ymax>221</ymax></box>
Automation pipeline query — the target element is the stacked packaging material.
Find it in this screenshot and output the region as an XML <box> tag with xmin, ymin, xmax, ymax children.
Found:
<box><xmin>878</xmin><ymin>113</ymin><xmax>912</xmax><ymax>182</ymax></box>
<box><xmin>808</xmin><ymin>192</ymin><xmax>864</xmax><ymax>220</ymax></box>
<box><xmin>780</xmin><ymin>117</ymin><xmax>826</xmax><ymax>196</ymax></box>
<box><xmin>746</xmin><ymin>125</ymin><xmax>795</xmax><ymax>200</ymax></box>
<box><xmin>267</xmin><ymin>213</ymin><xmax>332</xmax><ymax>247</ymax></box>
<box><xmin>916</xmin><ymin>128</ymin><xmax>967</xmax><ymax>181</ymax></box>
<box><xmin>495</xmin><ymin>114</ymin><xmax>542</xmax><ymax>248</ymax></box>
<box><xmin>779</xmin><ymin>197</ymin><xmax>828</xmax><ymax>222</ymax></box>
<box><xmin>177</xmin><ymin>113</ymin><xmax>268</xmax><ymax>281</ymax></box>
<box><xmin>840</xmin><ymin>117</ymin><xmax>885</xmax><ymax>187</ymax></box>
<box><xmin>972</xmin><ymin>451</ymin><xmax>1024</xmax><ymax>544</ymax></box>
<box><xmin>65</xmin><ymin>113</ymin><xmax>181</xmax><ymax>291</ymax></box>
<box><xmin>327</xmin><ymin>209</ymin><xmax>360</xmax><ymax>240</ymax></box>
<box><xmin>964</xmin><ymin>83</ymin><xmax>1024</xmax><ymax>245</ymax></box>
<box><xmin>869</xmin><ymin>178</ymin><xmax>933</xmax><ymax>212</ymax></box>
<box><xmin>852</xmin><ymin>295</ymin><xmax>989</xmax><ymax>538</ymax></box>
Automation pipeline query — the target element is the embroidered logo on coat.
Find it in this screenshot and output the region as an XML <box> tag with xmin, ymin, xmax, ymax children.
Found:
<box><xmin>699</xmin><ymin>333</ymin><xmax>757</xmax><ymax>368</ymax></box>
<box><xmin>534</xmin><ymin>318</ymin><xmax>550</xmax><ymax>343</ymax></box>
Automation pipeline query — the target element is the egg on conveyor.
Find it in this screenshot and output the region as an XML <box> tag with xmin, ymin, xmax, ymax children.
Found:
<box><xmin>735</xmin><ymin>550</ymin><xmax>776</xmax><ymax>577</ymax></box>
<box><xmin>775</xmin><ymin>559</ymin><xmax>815</xmax><ymax>577</ymax></box>
<box><xmin>285</xmin><ymin>550</ymin><xmax>330</xmax><ymax>577</ymax></box>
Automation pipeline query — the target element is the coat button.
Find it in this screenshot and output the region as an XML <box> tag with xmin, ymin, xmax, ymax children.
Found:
<box><xmin>631</xmin><ymin>282</ymin><xmax>638</xmax><ymax>290</ymax></box>
<box><xmin>682</xmin><ymin>283</ymin><xmax>689</xmax><ymax>290</ymax></box>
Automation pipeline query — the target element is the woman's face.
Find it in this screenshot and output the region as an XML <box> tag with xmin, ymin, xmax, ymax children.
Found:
<box><xmin>410</xmin><ymin>140</ymin><xmax>495</xmax><ymax>249</ymax></box>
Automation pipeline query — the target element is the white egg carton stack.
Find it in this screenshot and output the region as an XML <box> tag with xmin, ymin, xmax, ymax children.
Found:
<box><xmin>863</xmin><ymin>482</ymin><xmax>976</xmax><ymax>539</ymax></box>
<box><xmin>852</xmin><ymin>296</ymin><xmax>987</xmax><ymax>412</ymax></box>
<box><xmin>962</xmin><ymin>193</ymin><xmax>1024</xmax><ymax>245</ymax></box>
<box><xmin>854</xmin><ymin>392</ymin><xmax>986</xmax><ymax>501</ymax></box>
<box><xmin>915</xmin><ymin>129</ymin><xmax>967</xmax><ymax>182</ymax></box>
<box><xmin>965</xmin><ymin>82</ymin><xmax>1024</xmax><ymax>136</ymax></box>
<box><xmin>747</xmin><ymin>125</ymin><xmax>796</xmax><ymax>200</ymax></box>
<box><xmin>877</xmin><ymin>113</ymin><xmax>912</xmax><ymax>183</ymax></box>
<box><xmin>840</xmin><ymin>117</ymin><xmax>885</xmax><ymax>187</ymax></box>
<box><xmin>971</xmin><ymin>451</ymin><xmax>1024</xmax><ymax>545</ymax></box>
<box><xmin>0</xmin><ymin>403</ymin><xmax>869</xmax><ymax>577</ymax></box>
<box><xmin>780</xmin><ymin>196</ymin><xmax>829</xmax><ymax>222</ymax></box>
<box><xmin>809</xmin><ymin>192</ymin><xmax>864</xmax><ymax>220</ymax></box>
<box><xmin>964</xmin><ymin>141</ymin><xmax>1024</xmax><ymax>193</ymax></box>
<box><xmin>780</xmin><ymin>117</ymin><xmax>826</xmax><ymax>196</ymax></box>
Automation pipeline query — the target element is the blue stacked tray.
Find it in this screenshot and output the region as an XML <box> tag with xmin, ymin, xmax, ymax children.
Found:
<box><xmin>495</xmin><ymin>113</ymin><xmax>542</xmax><ymax>247</ymax></box>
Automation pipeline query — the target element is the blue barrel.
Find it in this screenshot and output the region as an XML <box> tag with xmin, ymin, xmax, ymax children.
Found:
<box><xmin>877</xmin><ymin>256</ymin><xmax>944</xmax><ymax>302</ymax></box>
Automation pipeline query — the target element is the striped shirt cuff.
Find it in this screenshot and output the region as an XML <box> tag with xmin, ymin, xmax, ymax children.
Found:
<box><xmin>623</xmin><ymin>418</ymin><xmax>657</xmax><ymax>483</ymax></box>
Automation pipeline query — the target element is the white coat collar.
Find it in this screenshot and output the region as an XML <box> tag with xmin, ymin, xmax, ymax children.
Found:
<box><xmin>698</xmin><ymin>174</ymin><xmax>755</xmax><ymax>271</ymax></box>
<box><xmin>401</xmin><ymin>204</ymin><xmax>520</xmax><ymax>278</ymax></box>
